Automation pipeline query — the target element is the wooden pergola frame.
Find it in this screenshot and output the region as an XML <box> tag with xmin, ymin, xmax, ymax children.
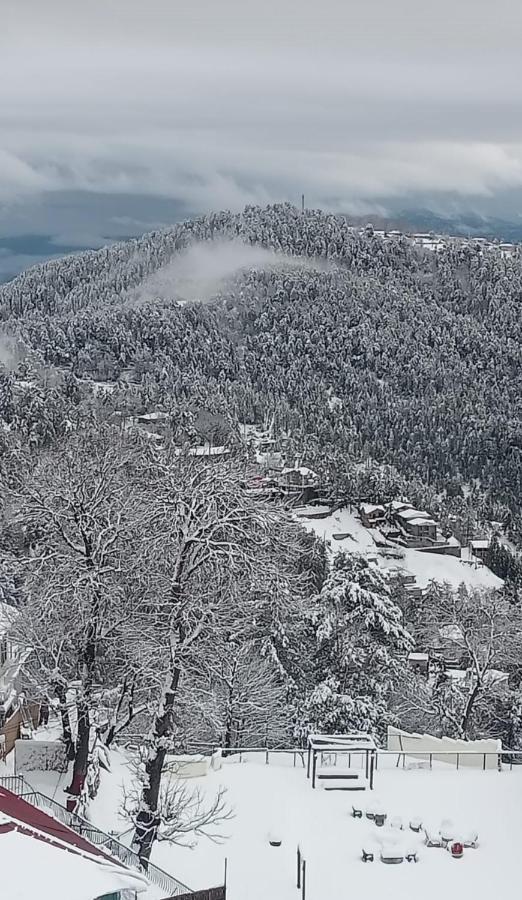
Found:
<box><xmin>306</xmin><ymin>733</ymin><xmax>377</xmax><ymax>790</ymax></box>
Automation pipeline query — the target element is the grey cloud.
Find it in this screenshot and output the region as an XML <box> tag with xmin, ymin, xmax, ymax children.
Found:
<box><xmin>2</xmin><ymin>0</ymin><xmax>522</xmax><ymax>216</ymax></box>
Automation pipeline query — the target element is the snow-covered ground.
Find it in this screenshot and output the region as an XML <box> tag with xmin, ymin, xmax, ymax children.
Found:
<box><xmin>7</xmin><ymin>747</ymin><xmax>519</xmax><ymax>900</ymax></box>
<box><xmin>104</xmin><ymin>752</ymin><xmax>521</xmax><ymax>900</ymax></box>
<box><xmin>301</xmin><ymin>508</ymin><xmax>502</xmax><ymax>590</ymax></box>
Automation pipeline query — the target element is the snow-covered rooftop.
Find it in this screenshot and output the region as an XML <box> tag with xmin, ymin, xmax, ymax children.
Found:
<box><xmin>396</xmin><ymin>508</ymin><xmax>432</xmax><ymax>521</ymax></box>
<box><xmin>360</xmin><ymin>503</ymin><xmax>385</xmax><ymax>515</ymax></box>
<box><xmin>0</xmin><ymin>828</ymin><xmax>149</xmax><ymax>900</ymax></box>
<box><xmin>294</xmin><ymin>505</ymin><xmax>331</xmax><ymax>519</ymax></box>
<box><xmin>308</xmin><ymin>732</ymin><xmax>377</xmax><ymax>751</ymax></box>
<box><xmin>281</xmin><ymin>466</ymin><xmax>318</xmax><ymax>478</ymax></box>
<box><xmin>188</xmin><ymin>445</ymin><xmax>230</xmax><ymax>457</ymax></box>
<box><xmin>299</xmin><ymin>508</ymin><xmax>502</xmax><ymax>591</ymax></box>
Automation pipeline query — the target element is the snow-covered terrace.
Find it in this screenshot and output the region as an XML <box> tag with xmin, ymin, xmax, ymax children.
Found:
<box><xmin>133</xmin><ymin>751</ymin><xmax>522</xmax><ymax>900</ymax></box>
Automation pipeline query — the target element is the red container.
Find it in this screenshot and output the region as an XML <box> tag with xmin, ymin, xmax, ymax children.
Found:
<box><xmin>450</xmin><ymin>842</ymin><xmax>464</xmax><ymax>859</ymax></box>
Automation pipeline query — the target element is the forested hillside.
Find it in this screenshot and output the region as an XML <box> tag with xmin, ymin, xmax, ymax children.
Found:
<box><xmin>1</xmin><ymin>203</ymin><xmax>521</xmax><ymax>533</ymax></box>
<box><xmin>2</xmin><ymin>204</ymin><xmax>522</xmax><ymax>853</ymax></box>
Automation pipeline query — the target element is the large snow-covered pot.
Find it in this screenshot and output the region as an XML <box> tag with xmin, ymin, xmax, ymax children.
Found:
<box><xmin>450</xmin><ymin>841</ymin><xmax>464</xmax><ymax>859</ymax></box>
<box><xmin>269</xmin><ymin>832</ymin><xmax>282</xmax><ymax>847</ymax></box>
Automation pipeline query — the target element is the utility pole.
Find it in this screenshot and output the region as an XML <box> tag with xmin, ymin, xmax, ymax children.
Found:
<box><xmin>301</xmin><ymin>193</ymin><xmax>305</xmax><ymax>212</ymax></box>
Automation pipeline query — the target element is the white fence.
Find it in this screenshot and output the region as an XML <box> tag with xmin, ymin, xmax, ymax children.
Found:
<box><xmin>387</xmin><ymin>726</ymin><xmax>501</xmax><ymax>770</ymax></box>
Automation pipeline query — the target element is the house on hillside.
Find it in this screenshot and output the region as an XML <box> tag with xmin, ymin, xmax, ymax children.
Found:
<box><xmin>388</xmin><ymin>500</ymin><xmax>411</xmax><ymax>514</ymax></box>
<box><xmin>387</xmin><ymin>566</ymin><xmax>423</xmax><ymax>599</ymax></box>
<box><xmin>407</xmin><ymin>652</ymin><xmax>429</xmax><ymax>676</ymax></box>
<box><xmin>359</xmin><ymin>503</ymin><xmax>386</xmax><ymax>528</ymax></box>
<box><xmin>395</xmin><ymin>508</ymin><xmax>437</xmax><ymax>540</ymax></box>
<box><xmin>0</xmin><ymin>604</ymin><xmax>38</xmax><ymax>758</ymax></box>
<box><xmin>276</xmin><ymin>466</ymin><xmax>321</xmax><ymax>504</ymax></box>
<box><xmin>0</xmin><ymin>787</ymin><xmax>149</xmax><ymax>900</ymax></box>
<box><xmin>470</xmin><ymin>539</ymin><xmax>490</xmax><ymax>562</ymax></box>
<box><xmin>429</xmin><ymin>624</ymin><xmax>470</xmax><ymax>669</ymax></box>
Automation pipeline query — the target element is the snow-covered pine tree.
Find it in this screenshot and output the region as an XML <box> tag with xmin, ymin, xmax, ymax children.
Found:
<box><xmin>304</xmin><ymin>552</ymin><xmax>413</xmax><ymax>740</ymax></box>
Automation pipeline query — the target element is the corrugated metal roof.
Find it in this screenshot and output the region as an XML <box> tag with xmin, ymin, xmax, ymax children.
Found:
<box><xmin>0</xmin><ymin>787</ymin><xmax>118</xmax><ymax>864</ymax></box>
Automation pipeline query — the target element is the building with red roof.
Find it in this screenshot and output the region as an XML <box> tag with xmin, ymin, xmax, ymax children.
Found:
<box><xmin>0</xmin><ymin>786</ymin><xmax>149</xmax><ymax>900</ymax></box>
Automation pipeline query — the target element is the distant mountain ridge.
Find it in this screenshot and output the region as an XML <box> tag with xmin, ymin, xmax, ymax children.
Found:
<box><xmin>3</xmin><ymin>206</ymin><xmax>522</xmax><ymax>285</ymax></box>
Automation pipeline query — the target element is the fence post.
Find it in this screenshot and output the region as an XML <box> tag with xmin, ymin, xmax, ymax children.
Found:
<box><xmin>297</xmin><ymin>846</ymin><xmax>301</xmax><ymax>889</ymax></box>
<box><xmin>456</xmin><ymin>753</ymin><xmax>460</xmax><ymax>771</ymax></box>
<box><xmin>301</xmin><ymin>859</ymin><xmax>306</xmax><ymax>900</ymax></box>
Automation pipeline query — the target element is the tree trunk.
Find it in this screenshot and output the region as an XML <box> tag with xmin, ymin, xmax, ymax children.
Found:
<box><xmin>68</xmin><ymin>595</ymin><xmax>97</xmax><ymax>797</ymax></box>
<box><xmin>133</xmin><ymin>666</ymin><xmax>181</xmax><ymax>867</ymax></box>
<box><xmin>223</xmin><ymin>683</ymin><xmax>235</xmax><ymax>756</ymax></box>
<box><xmin>53</xmin><ymin>680</ymin><xmax>75</xmax><ymax>760</ymax></box>
<box><xmin>67</xmin><ymin>700</ymin><xmax>90</xmax><ymax>796</ymax></box>
<box><xmin>461</xmin><ymin>681</ymin><xmax>481</xmax><ymax>738</ymax></box>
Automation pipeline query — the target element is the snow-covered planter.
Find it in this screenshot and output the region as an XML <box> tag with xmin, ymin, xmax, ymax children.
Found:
<box><xmin>269</xmin><ymin>832</ymin><xmax>282</xmax><ymax>847</ymax></box>
<box><xmin>409</xmin><ymin>817</ymin><xmax>422</xmax><ymax>832</ymax></box>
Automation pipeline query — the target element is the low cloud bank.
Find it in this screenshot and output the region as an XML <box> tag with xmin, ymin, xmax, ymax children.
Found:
<box><xmin>134</xmin><ymin>238</ymin><xmax>327</xmax><ymax>304</ymax></box>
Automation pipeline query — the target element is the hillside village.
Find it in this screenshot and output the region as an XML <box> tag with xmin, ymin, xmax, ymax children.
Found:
<box><xmin>365</xmin><ymin>226</ymin><xmax>518</xmax><ymax>258</ymax></box>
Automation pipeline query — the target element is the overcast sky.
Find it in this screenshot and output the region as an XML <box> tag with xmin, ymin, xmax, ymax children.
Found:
<box><xmin>2</xmin><ymin>0</ymin><xmax>522</xmax><ymax>253</ymax></box>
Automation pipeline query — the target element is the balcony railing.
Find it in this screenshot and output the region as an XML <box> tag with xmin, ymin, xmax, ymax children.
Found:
<box><xmin>0</xmin><ymin>777</ymin><xmax>191</xmax><ymax>897</ymax></box>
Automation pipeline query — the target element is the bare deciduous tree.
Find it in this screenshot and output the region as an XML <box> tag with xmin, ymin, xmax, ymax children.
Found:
<box><xmin>0</xmin><ymin>430</ymin><xmax>150</xmax><ymax>798</ymax></box>
<box><xmin>417</xmin><ymin>585</ymin><xmax>522</xmax><ymax>738</ymax></box>
<box><xmin>130</xmin><ymin>449</ymin><xmax>307</xmax><ymax>865</ymax></box>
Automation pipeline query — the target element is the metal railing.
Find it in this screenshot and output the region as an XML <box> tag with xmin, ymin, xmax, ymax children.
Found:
<box><xmin>0</xmin><ymin>774</ymin><xmax>25</xmax><ymax>794</ymax></box>
<box><xmin>0</xmin><ymin>777</ymin><xmax>191</xmax><ymax>897</ymax></box>
<box><xmin>158</xmin><ymin>744</ymin><xmax>522</xmax><ymax>772</ymax></box>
